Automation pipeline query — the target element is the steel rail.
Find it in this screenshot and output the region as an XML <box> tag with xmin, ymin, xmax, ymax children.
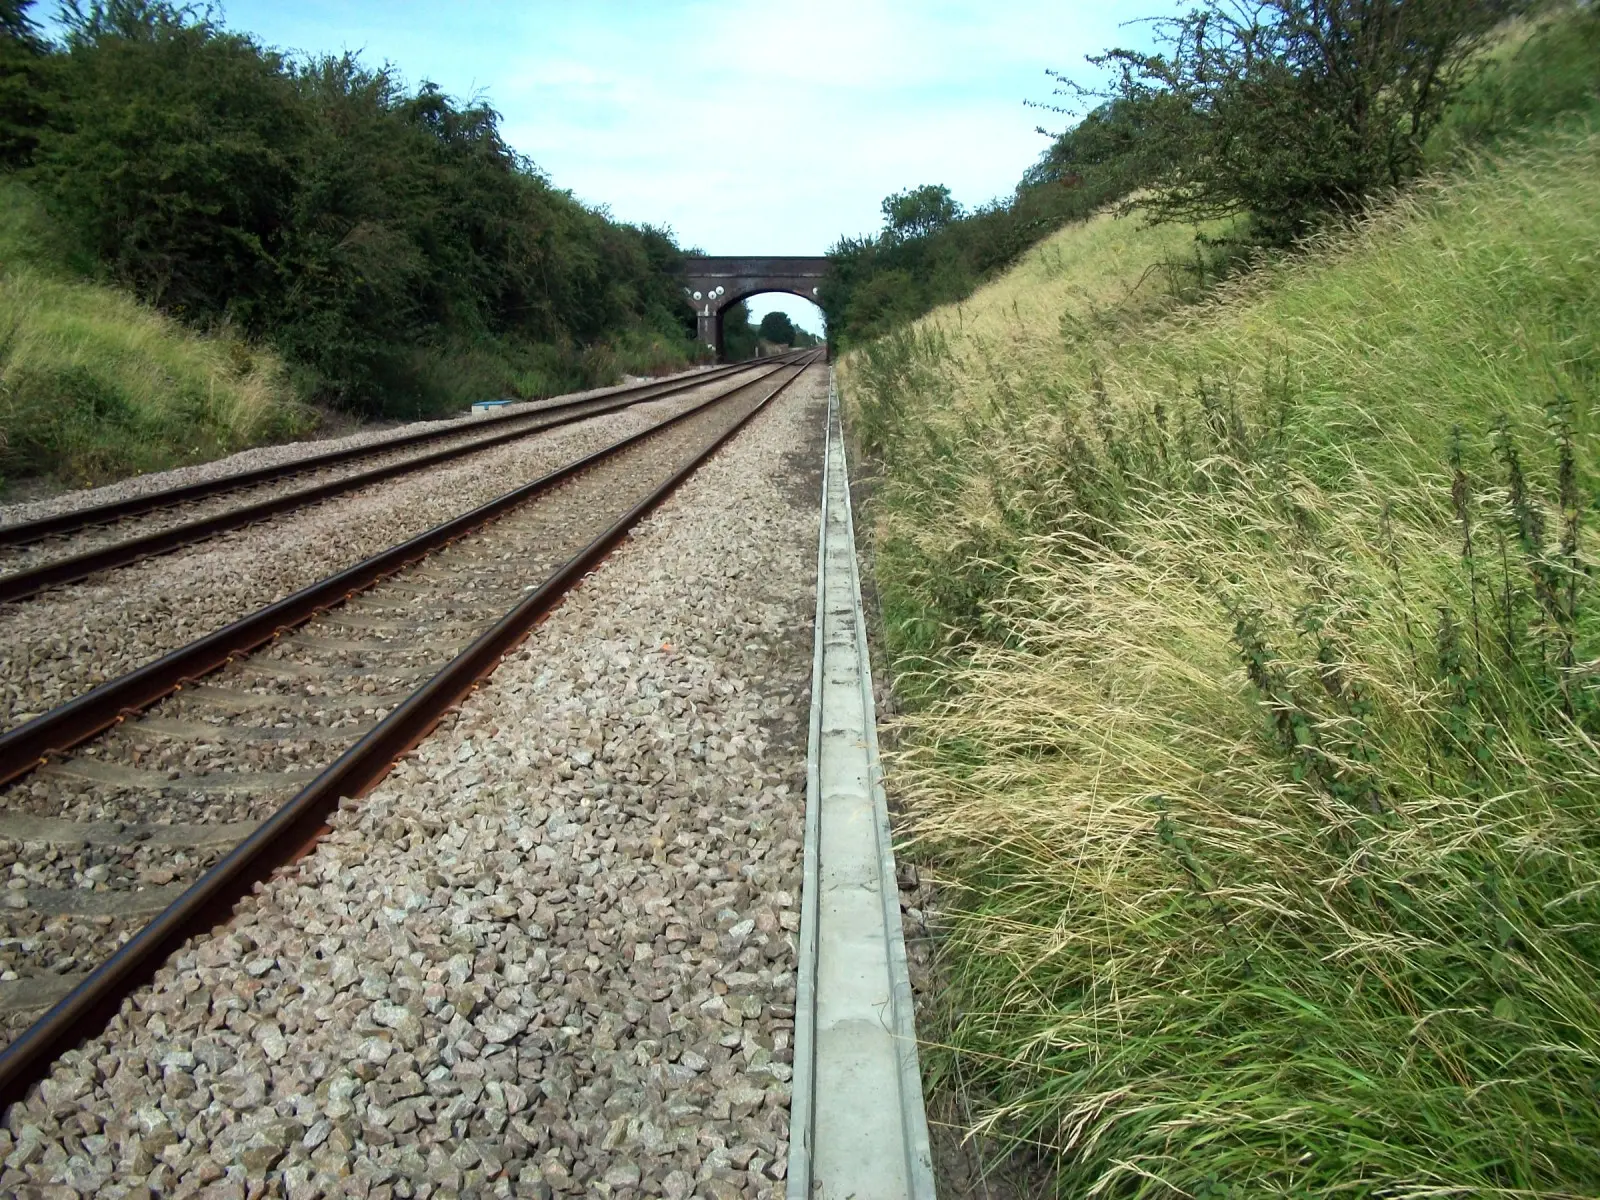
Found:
<box><xmin>0</xmin><ymin>355</ymin><xmax>801</xmax><ymax>604</ymax></box>
<box><xmin>0</xmin><ymin>355</ymin><xmax>786</xmax><ymax>550</ymax></box>
<box><xmin>0</xmin><ymin>350</ymin><xmax>819</xmax><ymax>1113</ymax></box>
<box><xmin>0</xmin><ymin>357</ymin><xmax>813</xmax><ymax>785</ymax></box>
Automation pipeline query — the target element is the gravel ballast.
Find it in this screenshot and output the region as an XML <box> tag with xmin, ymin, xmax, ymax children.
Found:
<box><xmin>0</xmin><ymin>372</ymin><xmax>795</xmax><ymax>1044</ymax></box>
<box><xmin>0</xmin><ymin>373</ymin><xmax>760</xmax><ymax>730</ymax></box>
<box><xmin>0</xmin><ymin>368</ymin><xmax>756</xmax><ymax>584</ymax></box>
<box><xmin>0</xmin><ymin>366</ymin><xmax>828</xmax><ymax>1198</ymax></box>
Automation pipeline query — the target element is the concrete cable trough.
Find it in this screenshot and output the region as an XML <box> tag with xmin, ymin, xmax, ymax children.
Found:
<box><xmin>787</xmin><ymin>375</ymin><xmax>934</xmax><ymax>1199</ymax></box>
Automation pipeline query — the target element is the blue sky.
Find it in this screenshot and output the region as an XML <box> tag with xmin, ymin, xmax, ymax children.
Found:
<box><xmin>203</xmin><ymin>2</ymin><xmax>1163</xmax><ymax>333</ymax></box>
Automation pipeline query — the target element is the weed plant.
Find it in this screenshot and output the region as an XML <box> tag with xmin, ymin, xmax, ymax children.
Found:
<box><xmin>843</xmin><ymin>116</ymin><xmax>1600</xmax><ymax>1193</ymax></box>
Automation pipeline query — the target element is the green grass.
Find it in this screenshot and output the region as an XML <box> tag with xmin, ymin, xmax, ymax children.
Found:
<box><xmin>0</xmin><ymin>176</ymin><xmax>698</xmax><ymax>490</ymax></box>
<box><xmin>1427</xmin><ymin>1</ymin><xmax>1600</xmax><ymax>164</ymax></box>
<box><xmin>841</xmin><ymin>8</ymin><xmax>1600</xmax><ymax>1193</ymax></box>
<box><xmin>0</xmin><ymin>178</ymin><xmax>313</xmax><ymax>491</ymax></box>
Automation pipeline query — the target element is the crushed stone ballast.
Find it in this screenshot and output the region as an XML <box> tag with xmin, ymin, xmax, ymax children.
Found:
<box><xmin>0</xmin><ymin>356</ymin><xmax>821</xmax><ymax>1112</ymax></box>
<box><xmin>787</xmin><ymin>373</ymin><xmax>935</xmax><ymax>1199</ymax></box>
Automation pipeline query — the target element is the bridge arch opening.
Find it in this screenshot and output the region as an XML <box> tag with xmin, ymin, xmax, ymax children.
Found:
<box><xmin>722</xmin><ymin>290</ymin><xmax>825</xmax><ymax>362</ymax></box>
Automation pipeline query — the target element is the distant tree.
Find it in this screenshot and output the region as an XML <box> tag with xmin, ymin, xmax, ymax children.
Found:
<box><xmin>722</xmin><ymin>301</ymin><xmax>759</xmax><ymax>361</ymax></box>
<box><xmin>1077</xmin><ymin>0</ymin><xmax>1504</xmax><ymax>242</ymax></box>
<box><xmin>0</xmin><ymin>0</ymin><xmax>52</xmax><ymax>166</ymax></box>
<box><xmin>881</xmin><ymin>183</ymin><xmax>961</xmax><ymax>241</ymax></box>
<box><xmin>757</xmin><ymin>310</ymin><xmax>796</xmax><ymax>345</ymax></box>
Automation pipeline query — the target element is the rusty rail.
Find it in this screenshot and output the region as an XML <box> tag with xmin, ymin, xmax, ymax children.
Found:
<box><xmin>0</xmin><ymin>356</ymin><xmax>779</xmax><ymax>549</ymax></box>
<box><xmin>0</xmin><ymin>359</ymin><xmax>805</xmax><ymax>780</ymax></box>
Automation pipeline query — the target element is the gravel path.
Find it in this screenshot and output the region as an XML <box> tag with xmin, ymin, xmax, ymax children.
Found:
<box><xmin>0</xmin><ymin>366</ymin><xmax>828</xmax><ymax>1198</ymax></box>
<box><xmin>0</xmin><ymin>366</ymin><xmax>721</xmax><ymax>530</ymax></box>
<box><xmin>0</xmin><ymin>373</ymin><xmax>754</xmax><ymax>730</ymax></box>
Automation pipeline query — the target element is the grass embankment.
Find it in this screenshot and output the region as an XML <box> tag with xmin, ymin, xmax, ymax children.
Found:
<box><xmin>0</xmin><ymin>179</ymin><xmax>311</xmax><ymax>491</ymax></box>
<box><xmin>841</xmin><ymin>16</ymin><xmax>1600</xmax><ymax>1196</ymax></box>
<box><xmin>0</xmin><ymin>178</ymin><xmax>698</xmax><ymax>495</ymax></box>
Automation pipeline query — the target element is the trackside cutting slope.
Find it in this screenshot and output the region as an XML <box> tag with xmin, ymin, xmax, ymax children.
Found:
<box><xmin>0</xmin><ymin>181</ymin><xmax>311</xmax><ymax>491</ymax></box>
<box><xmin>839</xmin><ymin>114</ymin><xmax>1600</xmax><ymax>1194</ymax></box>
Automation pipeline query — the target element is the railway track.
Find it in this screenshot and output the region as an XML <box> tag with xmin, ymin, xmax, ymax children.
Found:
<box><xmin>0</xmin><ymin>357</ymin><xmax>801</xmax><ymax>732</ymax></box>
<box><xmin>0</xmin><ymin>352</ymin><xmax>819</xmax><ymax>1109</ymax></box>
<box><xmin>0</xmin><ymin>355</ymin><xmax>800</xmax><ymax>604</ymax></box>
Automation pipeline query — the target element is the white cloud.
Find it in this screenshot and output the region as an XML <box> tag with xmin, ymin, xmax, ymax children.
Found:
<box><xmin>223</xmin><ymin>0</ymin><xmax>1164</xmax><ymax>269</ymax></box>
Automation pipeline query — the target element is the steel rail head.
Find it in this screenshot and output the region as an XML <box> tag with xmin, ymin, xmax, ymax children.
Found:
<box><xmin>0</xmin><ymin>356</ymin><xmax>806</xmax><ymax>605</ymax></box>
<box><xmin>0</xmin><ymin>357</ymin><xmax>813</xmax><ymax>787</ymax></box>
<box><xmin>0</xmin><ymin>355</ymin><xmax>792</xmax><ymax>549</ymax></box>
<box><xmin>0</xmin><ymin>349</ymin><xmax>819</xmax><ymax>1115</ymax></box>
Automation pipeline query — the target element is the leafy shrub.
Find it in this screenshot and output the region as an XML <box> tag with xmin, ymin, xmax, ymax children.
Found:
<box><xmin>11</xmin><ymin>0</ymin><xmax>697</xmax><ymax>420</ymax></box>
<box><xmin>1086</xmin><ymin>0</ymin><xmax>1510</xmax><ymax>243</ymax></box>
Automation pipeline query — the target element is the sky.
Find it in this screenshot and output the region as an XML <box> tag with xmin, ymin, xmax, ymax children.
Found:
<box><xmin>203</xmin><ymin>1</ymin><xmax>1164</xmax><ymax>334</ymax></box>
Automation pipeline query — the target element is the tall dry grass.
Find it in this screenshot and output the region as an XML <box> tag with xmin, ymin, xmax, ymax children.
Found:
<box><xmin>845</xmin><ymin>117</ymin><xmax>1600</xmax><ymax>1194</ymax></box>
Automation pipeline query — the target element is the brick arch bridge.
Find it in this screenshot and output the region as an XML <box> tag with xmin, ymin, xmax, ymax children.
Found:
<box><xmin>679</xmin><ymin>256</ymin><xmax>829</xmax><ymax>359</ymax></box>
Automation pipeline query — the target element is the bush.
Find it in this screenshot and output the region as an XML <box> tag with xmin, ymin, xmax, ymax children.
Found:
<box><xmin>11</xmin><ymin>0</ymin><xmax>697</xmax><ymax>420</ymax></box>
<box><xmin>1076</xmin><ymin>0</ymin><xmax>1508</xmax><ymax>243</ymax></box>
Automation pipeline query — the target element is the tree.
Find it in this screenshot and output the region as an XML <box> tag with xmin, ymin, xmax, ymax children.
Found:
<box><xmin>1078</xmin><ymin>0</ymin><xmax>1503</xmax><ymax>243</ymax></box>
<box><xmin>757</xmin><ymin>310</ymin><xmax>796</xmax><ymax>345</ymax></box>
<box><xmin>0</xmin><ymin>0</ymin><xmax>52</xmax><ymax>166</ymax></box>
<box><xmin>881</xmin><ymin>183</ymin><xmax>961</xmax><ymax>242</ymax></box>
<box><xmin>1024</xmin><ymin>94</ymin><xmax>1175</xmax><ymax>196</ymax></box>
<box><xmin>20</xmin><ymin>1</ymin><xmax>697</xmax><ymax>412</ymax></box>
<box><xmin>721</xmin><ymin>301</ymin><xmax>759</xmax><ymax>362</ymax></box>
<box><xmin>40</xmin><ymin>2</ymin><xmax>306</xmax><ymax>316</ymax></box>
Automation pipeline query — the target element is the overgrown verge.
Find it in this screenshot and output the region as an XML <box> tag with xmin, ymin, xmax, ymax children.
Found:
<box><xmin>0</xmin><ymin>178</ymin><xmax>312</xmax><ymax>488</ymax></box>
<box><xmin>840</xmin><ymin>25</ymin><xmax>1600</xmax><ymax>1197</ymax></box>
